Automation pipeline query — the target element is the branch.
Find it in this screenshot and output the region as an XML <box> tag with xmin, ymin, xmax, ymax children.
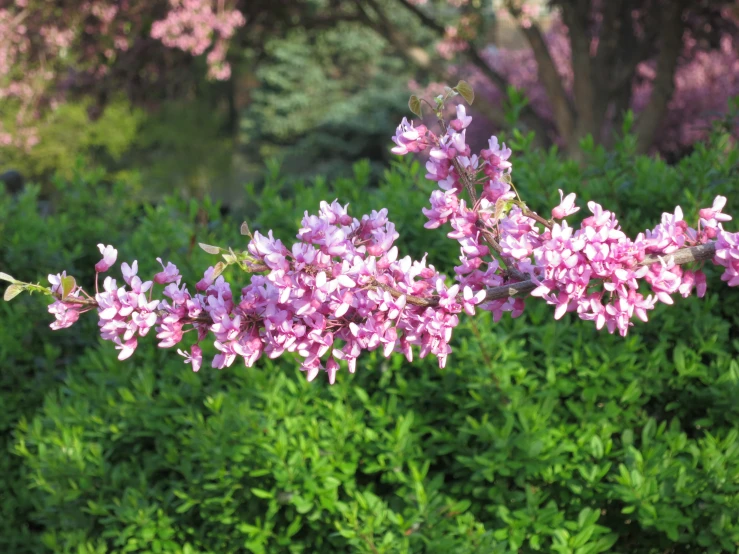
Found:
<box><xmin>395</xmin><ymin>0</ymin><xmax>445</xmax><ymax>34</ymax></box>
<box><xmin>378</xmin><ymin>242</ymin><xmax>718</xmax><ymax>306</ymax></box>
<box><xmin>484</xmin><ymin>241</ymin><xmax>717</xmax><ymax>301</ymax></box>
<box><xmin>354</xmin><ymin>0</ymin><xmax>504</xmax><ymax>128</ymax></box>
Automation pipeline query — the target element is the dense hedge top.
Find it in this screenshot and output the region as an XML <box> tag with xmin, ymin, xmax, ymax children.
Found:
<box><xmin>2</xmin><ymin>132</ymin><xmax>739</xmax><ymax>553</ymax></box>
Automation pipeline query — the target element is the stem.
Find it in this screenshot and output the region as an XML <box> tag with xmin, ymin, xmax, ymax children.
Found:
<box><xmin>483</xmin><ymin>241</ymin><xmax>718</xmax><ymax>302</ymax></box>
<box><xmin>520</xmin><ymin>208</ymin><xmax>553</xmax><ymax>230</ymax></box>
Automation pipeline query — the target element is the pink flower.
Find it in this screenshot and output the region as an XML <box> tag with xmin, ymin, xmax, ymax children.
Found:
<box><xmin>95</xmin><ymin>244</ymin><xmax>118</xmax><ymax>273</ymax></box>
<box><xmin>551</xmin><ymin>190</ymin><xmax>580</xmax><ymax>219</ymax></box>
<box><xmin>196</xmin><ymin>266</ymin><xmax>217</xmax><ymax>291</ymax></box>
<box><xmin>178</xmin><ymin>345</ymin><xmax>203</xmax><ymax>372</ymax></box>
<box><xmin>48</xmin><ymin>300</ymin><xmax>81</xmax><ymax>330</ymax></box>
<box><xmin>450</xmin><ymin>104</ymin><xmax>472</xmax><ymax>131</ymax></box>
<box><xmin>114</xmin><ymin>337</ymin><xmax>138</xmax><ymax>360</ymax></box>
<box><xmin>391</xmin><ymin>118</ymin><xmax>429</xmax><ymax>155</ymax></box>
<box><xmin>699</xmin><ymin>196</ymin><xmax>732</xmax><ymax>223</ymax></box>
<box><xmin>154</xmin><ymin>258</ymin><xmax>180</xmax><ymax>284</ymax></box>
<box><xmin>121</xmin><ymin>261</ymin><xmax>138</xmax><ymax>285</ymax></box>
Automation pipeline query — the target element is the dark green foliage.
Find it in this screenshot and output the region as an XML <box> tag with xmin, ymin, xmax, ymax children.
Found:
<box><xmin>2</xmin><ymin>129</ymin><xmax>739</xmax><ymax>553</ymax></box>
<box><xmin>239</xmin><ymin>23</ymin><xmax>414</xmax><ymax>182</ymax></box>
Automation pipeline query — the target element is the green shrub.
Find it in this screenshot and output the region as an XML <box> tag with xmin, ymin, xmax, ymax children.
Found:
<box><xmin>3</xmin><ymin>128</ymin><xmax>739</xmax><ymax>553</ymax></box>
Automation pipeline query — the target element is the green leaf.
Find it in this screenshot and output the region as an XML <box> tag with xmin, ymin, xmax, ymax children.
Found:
<box><xmin>199</xmin><ymin>243</ymin><xmax>221</xmax><ymax>254</ymax></box>
<box><xmin>455</xmin><ymin>80</ymin><xmax>475</xmax><ymax>105</ymax></box>
<box><xmin>61</xmin><ymin>276</ymin><xmax>76</xmax><ymax>299</ymax></box>
<box><xmin>250</xmin><ymin>488</ymin><xmax>273</xmax><ymax>499</ymax></box>
<box><xmin>408</xmin><ymin>95</ymin><xmax>422</xmax><ymax>118</ymax></box>
<box><xmin>3</xmin><ymin>284</ymin><xmax>23</xmax><ymax>301</ymax></box>
<box><xmin>175</xmin><ymin>501</ymin><xmax>197</xmax><ymax>514</ymax></box>
<box><xmin>0</xmin><ymin>272</ymin><xmax>16</xmax><ymax>283</ymax></box>
<box><xmin>590</xmin><ymin>436</ymin><xmax>604</xmax><ymax>459</ymax></box>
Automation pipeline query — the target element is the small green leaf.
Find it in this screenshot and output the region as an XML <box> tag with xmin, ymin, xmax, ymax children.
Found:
<box><xmin>408</xmin><ymin>95</ymin><xmax>422</xmax><ymax>118</ymax></box>
<box><xmin>250</xmin><ymin>488</ymin><xmax>273</xmax><ymax>499</ymax></box>
<box><xmin>118</xmin><ymin>388</ymin><xmax>136</xmax><ymax>403</ymax></box>
<box><xmin>61</xmin><ymin>276</ymin><xmax>76</xmax><ymax>299</ymax></box>
<box><xmin>175</xmin><ymin>501</ymin><xmax>197</xmax><ymax>514</ymax></box>
<box><xmin>590</xmin><ymin>436</ymin><xmax>604</xmax><ymax>459</ymax></box>
<box><xmin>0</xmin><ymin>272</ymin><xmax>16</xmax><ymax>283</ymax></box>
<box><xmin>199</xmin><ymin>243</ymin><xmax>221</xmax><ymax>254</ymax></box>
<box><xmin>3</xmin><ymin>284</ymin><xmax>23</xmax><ymax>301</ymax></box>
<box><xmin>455</xmin><ymin>80</ymin><xmax>475</xmax><ymax>105</ymax></box>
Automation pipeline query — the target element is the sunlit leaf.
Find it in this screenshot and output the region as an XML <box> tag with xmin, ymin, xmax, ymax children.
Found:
<box><xmin>455</xmin><ymin>80</ymin><xmax>475</xmax><ymax>105</ymax></box>
<box><xmin>408</xmin><ymin>95</ymin><xmax>422</xmax><ymax>118</ymax></box>
<box><xmin>61</xmin><ymin>276</ymin><xmax>76</xmax><ymax>299</ymax></box>
<box><xmin>199</xmin><ymin>243</ymin><xmax>221</xmax><ymax>255</ymax></box>
<box><xmin>3</xmin><ymin>284</ymin><xmax>22</xmax><ymax>301</ymax></box>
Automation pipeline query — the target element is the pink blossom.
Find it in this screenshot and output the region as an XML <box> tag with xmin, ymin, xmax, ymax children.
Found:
<box><xmin>178</xmin><ymin>345</ymin><xmax>203</xmax><ymax>372</ymax></box>
<box><xmin>450</xmin><ymin>104</ymin><xmax>472</xmax><ymax>131</ymax></box>
<box><xmin>95</xmin><ymin>244</ymin><xmax>118</xmax><ymax>273</ymax></box>
<box><xmin>154</xmin><ymin>258</ymin><xmax>180</xmax><ymax>284</ymax></box>
<box><xmin>551</xmin><ymin>190</ymin><xmax>580</xmax><ymax>220</ymax></box>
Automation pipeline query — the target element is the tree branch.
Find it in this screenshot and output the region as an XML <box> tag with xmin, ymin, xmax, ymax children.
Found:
<box><xmin>395</xmin><ymin>0</ymin><xmax>445</xmax><ymax>34</ymax></box>
<box><xmin>483</xmin><ymin>241</ymin><xmax>717</xmax><ymax>301</ymax></box>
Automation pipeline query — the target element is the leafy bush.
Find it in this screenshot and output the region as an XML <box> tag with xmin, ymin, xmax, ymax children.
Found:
<box><xmin>3</xmin><ymin>128</ymin><xmax>739</xmax><ymax>553</ymax></box>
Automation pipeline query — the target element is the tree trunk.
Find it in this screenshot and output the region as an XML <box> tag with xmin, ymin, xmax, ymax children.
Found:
<box><xmin>633</xmin><ymin>1</ymin><xmax>686</xmax><ymax>153</ymax></box>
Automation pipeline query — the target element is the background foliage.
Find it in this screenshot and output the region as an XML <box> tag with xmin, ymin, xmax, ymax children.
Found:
<box><xmin>2</xmin><ymin>124</ymin><xmax>739</xmax><ymax>553</ymax></box>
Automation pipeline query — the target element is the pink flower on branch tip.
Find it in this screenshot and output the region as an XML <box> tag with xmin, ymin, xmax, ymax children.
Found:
<box><xmin>114</xmin><ymin>337</ymin><xmax>137</xmax><ymax>360</ymax></box>
<box><xmin>551</xmin><ymin>189</ymin><xmax>579</xmax><ymax>220</ymax></box>
<box><xmin>450</xmin><ymin>104</ymin><xmax>472</xmax><ymax>131</ymax></box>
<box><xmin>95</xmin><ymin>244</ymin><xmax>118</xmax><ymax>273</ymax></box>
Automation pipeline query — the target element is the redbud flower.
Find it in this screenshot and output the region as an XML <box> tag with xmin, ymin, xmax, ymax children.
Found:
<box><xmin>178</xmin><ymin>345</ymin><xmax>203</xmax><ymax>372</ymax></box>
<box><xmin>196</xmin><ymin>266</ymin><xmax>216</xmax><ymax>291</ymax></box>
<box><xmin>551</xmin><ymin>190</ymin><xmax>580</xmax><ymax>220</ymax></box>
<box><xmin>699</xmin><ymin>196</ymin><xmax>732</xmax><ymax>223</ymax></box>
<box><xmin>450</xmin><ymin>104</ymin><xmax>472</xmax><ymax>131</ymax></box>
<box><xmin>154</xmin><ymin>258</ymin><xmax>180</xmax><ymax>284</ymax></box>
<box><xmin>114</xmin><ymin>337</ymin><xmax>137</xmax><ymax>360</ymax></box>
<box><xmin>95</xmin><ymin>244</ymin><xmax>118</xmax><ymax>273</ymax></box>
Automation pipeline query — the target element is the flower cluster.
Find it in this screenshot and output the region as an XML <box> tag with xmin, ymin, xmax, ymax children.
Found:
<box><xmin>151</xmin><ymin>0</ymin><xmax>246</xmax><ymax>80</ymax></box>
<box><xmin>714</xmin><ymin>230</ymin><xmax>739</xmax><ymax>288</ymax></box>
<box><xmin>52</xmin><ymin>197</ymin><xmax>495</xmax><ymax>383</ymax></box>
<box><xmin>390</xmin><ymin>103</ymin><xmax>738</xmax><ymax>337</ymax></box>
<box><xmin>16</xmin><ymin>103</ymin><xmax>739</xmax><ymax>384</ymax></box>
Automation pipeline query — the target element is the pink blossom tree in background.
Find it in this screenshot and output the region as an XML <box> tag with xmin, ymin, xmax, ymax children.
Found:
<box><xmin>0</xmin><ymin>0</ymin><xmax>248</xmax><ymax>150</ymax></box>
<box><xmin>3</xmin><ymin>86</ymin><xmax>739</xmax><ymax>383</ymax></box>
